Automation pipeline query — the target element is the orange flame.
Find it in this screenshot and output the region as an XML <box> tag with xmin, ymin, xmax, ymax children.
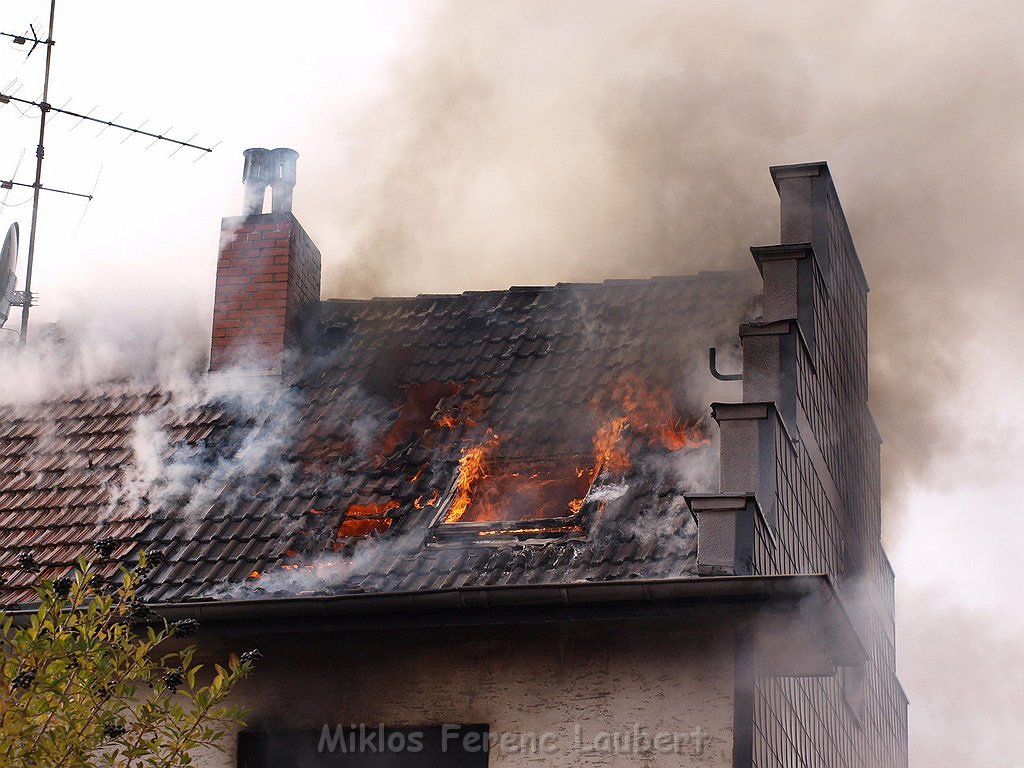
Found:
<box><xmin>438</xmin><ymin>374</ymin><xmax>706</xmax><ymax>526</ymax></box>
<box><xmin>590</xmin><ymin>374</ymin><xmax>707</xmax><ymax>477</ymax></box>
<box><xmin>343</xmin><ymin>501</ymin><xmax>400</xmax><ymax>518</ymax></box>
<box><xmin>337</xmin><ymin>501</ymin><xmax>398</xmax><ymax>537</ymax></box>
<box><xmin>614</xmin><ymin>374</ymin><xmax>703</xmax><ymax>451</ymax></box>
<box><xmin>443</xmin><ymin>430</ymin><xmax>594</xmax><ymax>524</ymax></box>
<box><xmin>337</xmin><ymin>517</ymin><xmax>393</xmax><ymax>537</ymax></box>
<box><xmin>413</xmin><ymin>489</ymin><xmax>442</xmax><ymax>509</ymax></box>
<box><xmin>444</xmin><ymin>432</ymin><xmax>498</xmax><ymax>523</ymax></box>
<box><xmin>593</xmin><ymin>415</ymin><xmax>630</xmax><ymax>474</ymax></box>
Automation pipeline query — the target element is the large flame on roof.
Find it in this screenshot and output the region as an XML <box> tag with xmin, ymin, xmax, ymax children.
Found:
<box><xmin>442</xmin><ymin>373</ymin><xmax>707</xmax><ymax>525</ymax></box>
<box><xmin>593</xmin><ymin>374</ymin><xmax>705</xmax><ymax>470</ymax></box>
<box><xmin>445</xmin><ymin>432</ymin><xmax>499</xmax><ymax>523</ymax></box>
<box><xmin>296</xmin><ymin>371</ymin><xmax>706</xmax><ymax>555</ymax></box>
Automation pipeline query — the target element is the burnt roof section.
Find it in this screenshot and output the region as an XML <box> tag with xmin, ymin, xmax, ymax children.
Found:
<box><xmin>0</xmin><ymin>272</ymin><xmax>759</xmax><ymax>605</ymax></box>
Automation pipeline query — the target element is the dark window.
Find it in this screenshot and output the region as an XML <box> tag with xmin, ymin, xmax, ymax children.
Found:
<box><xmin>238</xmin><ymin>725</ymin><xmax>489</xmax><ymax>768</ymax></box>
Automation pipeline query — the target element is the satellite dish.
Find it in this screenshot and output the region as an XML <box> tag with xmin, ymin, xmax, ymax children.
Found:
<box><xmin>0</xmin><ymin>223</ymin><xmax>20</xmax><ymax>327</ymax></box>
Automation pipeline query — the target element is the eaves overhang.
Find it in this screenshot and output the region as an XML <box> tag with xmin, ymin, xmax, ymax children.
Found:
<box><xmin>151</xmin><ymin>573</ymin><xmax>866</xmax><ymax>670</ymax></box>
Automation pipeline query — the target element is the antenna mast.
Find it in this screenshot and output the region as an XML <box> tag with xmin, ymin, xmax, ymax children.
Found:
<box><xmin>0</xmin><ymin>1</ymin><xmax>214</xmax><ymax>344</ymax></box>
<box><xmin>17</xmin><ymin>0</ymin><xmax>56</xmax><ymax>346</ymax></box>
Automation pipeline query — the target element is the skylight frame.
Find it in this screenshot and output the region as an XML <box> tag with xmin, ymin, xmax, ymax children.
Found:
<box><xmin>426</xmin><ymin>452</ymin><xmax>599</xmax><ymax>543</ymax></box>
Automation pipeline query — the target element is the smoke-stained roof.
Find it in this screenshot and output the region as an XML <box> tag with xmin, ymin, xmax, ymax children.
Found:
<box><xmin>0</xmin><ymin>271</ymin><xmax>758</xmax><ymax>606</ymax></box>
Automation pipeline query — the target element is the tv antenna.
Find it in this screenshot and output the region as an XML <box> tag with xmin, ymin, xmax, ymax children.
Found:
<box><xmin>0</xmin><ymin>0</ymin><xmax>216</xmax><ymax>344</ymax></box>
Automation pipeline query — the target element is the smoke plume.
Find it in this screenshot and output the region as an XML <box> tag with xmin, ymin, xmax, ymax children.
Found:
<box><xmin>299</xmin><ymin>0</ymin><xmax>1022</xmax><ymax>511</ymax></box>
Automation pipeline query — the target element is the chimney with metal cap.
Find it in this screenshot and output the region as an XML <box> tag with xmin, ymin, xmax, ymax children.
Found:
<box><xmin>209</xmin><ymin>147</ymin><xmax>321</xmax><ymax>374</ymax></box>
<box><xmin>240</xmin><ymin>147</ymin><xmax>300</xmax><ymax>216</ymax></box>
<box><xmin>241</xmin><ymin>147</ymin><xmax>271</xmax><ymax>216</ymax></box>
<box><xmin>269</xmin><ymin>147</ymin><xmax>299</xmax><ymax>214</ymax></box>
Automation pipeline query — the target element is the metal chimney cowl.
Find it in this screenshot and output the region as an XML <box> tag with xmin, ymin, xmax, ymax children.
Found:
<box><xmin>241</xmin><ymin>147</ymin><xmax>299</xmax><ymax>216</ymax></box>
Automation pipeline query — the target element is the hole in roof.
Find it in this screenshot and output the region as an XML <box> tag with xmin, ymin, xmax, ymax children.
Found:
<box><xmin>427</xmin><ymin>430</ymin><xmax>598</xmax><ymax>542</ymax></box>
<box><xmin>376</xmin><ymin>381</ymin><xmax>462</xmax><ymax>462</ymax></box>
<box><xmin>459</xmin><ymin>313</ymin><xmax>490</xmax><ymax>331</ymax></box>
<box><xmin>429</xmin><ymin>373</ymin><xmax>709</xmax><ymax>540</ymax></box>
<box><xmin>444</xmin><ymin>452</ymin><xmax>593</xmax><ymax>525</ymax></box>
<box><xmin>333</xmin><ymin>501</ymin><xmax>396</xmax><ymax>543</ymax></box>
<box><xmin>321</xmin><ymin>322</ymin><xmax>352</xmax><ymax>348</ymax></box>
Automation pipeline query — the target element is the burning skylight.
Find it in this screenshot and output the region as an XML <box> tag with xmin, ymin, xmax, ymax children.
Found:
<box><xmin>281</xmin><ymin>372</ymin><xmax>708</xmax><ymax>553</ymax></box>
<box><xmin>435</xmin><ymin>373</ymin><xmax>707</xmax><ymax>536</ymax></box>
<box><xmin>443</xmin><ymin>447</ymin><xmax>593</xmax><ymax>524</ymax></box>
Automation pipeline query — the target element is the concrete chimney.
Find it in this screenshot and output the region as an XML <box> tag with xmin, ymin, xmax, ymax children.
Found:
<box><xmin>209</xmin><ymin>147</ymin><xmax>321</xmax><ymax>374</ymax></box>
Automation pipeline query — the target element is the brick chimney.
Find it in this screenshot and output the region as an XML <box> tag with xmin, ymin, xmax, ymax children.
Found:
<box><xmin>210</xmin><ymin>148</ymin><xmax>321</xmax><ymax>374</ymax></box>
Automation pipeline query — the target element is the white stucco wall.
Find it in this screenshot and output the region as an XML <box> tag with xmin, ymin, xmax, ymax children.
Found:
<box><xmin>196</xmin><ymin>616</ymin><xmax>736</xmax><ymax>767</ymax></box>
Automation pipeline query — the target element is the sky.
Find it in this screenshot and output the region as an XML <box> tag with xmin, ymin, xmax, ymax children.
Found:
<box><xmin>2</xmin><ymin>1</ymin><xmax>1023</xmax><ymax>764</ymax></box>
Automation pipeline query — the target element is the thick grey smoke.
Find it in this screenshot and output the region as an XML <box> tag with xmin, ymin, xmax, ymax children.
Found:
<box><xmin>302</xmin><ymin>0</ymin><xmax>1023</xmax><ymax>510</ymax></box>
<box><xmin>0</xmin><ymin>308</ymin><xmax>209</xmax><ymax>404</ymax></box>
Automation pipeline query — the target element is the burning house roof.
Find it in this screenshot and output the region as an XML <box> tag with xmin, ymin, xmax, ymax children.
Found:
<box><xmin>0</xmin><ymin>271</ymin><xmax>757</xmax><ymax>606</ymax></box>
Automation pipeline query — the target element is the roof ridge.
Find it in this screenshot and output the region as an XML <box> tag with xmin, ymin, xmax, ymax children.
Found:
<box><xmin>320</xmin><ymin>268</ymin><xmax>756</xmax><ymax>306</ymax></box>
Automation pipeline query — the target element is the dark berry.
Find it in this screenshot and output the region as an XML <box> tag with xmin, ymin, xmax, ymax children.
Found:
<box><xmin>16</xmin><ymin>552</ymin><xmax>38</xmax><ymax>573</ymax></box>
<box><xmin>113</xmin><ymin>599</ymin><xmax>156</xmax><ymax>625</ymax></box>
<box><xmin>171</xmin><ymin>618</ymin><xmax>200</xmax><ymax>638</ymax></box>
<box><xmin>88</xmin><ymin>574</ymin><xmax>106</xmax><ymax>591</ymax></box>
<box><xmin>162</xmin><ymin>668</ymin><xmax>184</xmax><ymax>693</ymax></box>
<box><xmin>145</xmin><ymin>549</ymin><xmax>165</xmax><ymax>568</ymax></box>
<box><xmin>239</xmin><ymin>648</ymin><xmax>262</xmax><ymax>666</ymax></box>
<box><xmin>128</xmin><ymin>600</ymin><xmax>156</xmax><ymax>623</ymax></box>
<box><xmin>94</xmin><ymin>538</ymin><xmax>117</xmax><ymax>559</ymax></box>
<box><xmin>102</xmin><ymin>722</ymin><xmax>126</xmax><ymax>739</ymax></box>
<box><xmin>93</xmin><ymin>681</ymin><xmax>115</xmax><ymax>701</ymax></box>
<box><xmin>11</xmin><ymin>670</ymin><xmax>35</xmax><ymax>690</ymax></box>
<box><xmin>52</xmin><ymin>575</ymin><xmax>73</xmax><ymax>599</ymax></box>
